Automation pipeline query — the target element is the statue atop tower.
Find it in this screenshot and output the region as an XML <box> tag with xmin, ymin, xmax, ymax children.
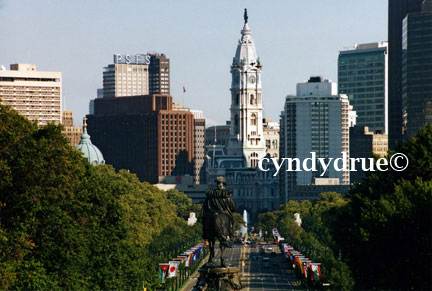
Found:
<box><xmin>227</xmin><ymin>10</ymin><xmax>266</xmax><ymax>168</ymax></box>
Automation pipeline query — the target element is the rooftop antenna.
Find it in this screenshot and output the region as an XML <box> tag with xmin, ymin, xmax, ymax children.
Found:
<box><xmin>244</xmin><ymin>8</ymin><xmax>248</xmax><ymax>23</ymax></box>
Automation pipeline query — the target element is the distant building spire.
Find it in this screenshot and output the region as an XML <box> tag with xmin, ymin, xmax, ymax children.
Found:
<box><xmin>244</xmin><ymin>8</ymin><xmax>248</xmax><ymax>23</ymax></box>
<box><xmin>83</xmin><ymin>116</ymin><xmax>88</xmax><ymax>129</ymax></box>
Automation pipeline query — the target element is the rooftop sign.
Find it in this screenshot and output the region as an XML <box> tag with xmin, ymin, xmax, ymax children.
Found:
<box><xmin>113</xmin><ymin>54</ymin><xmax>151</xmax><ymax>65</ymax></box>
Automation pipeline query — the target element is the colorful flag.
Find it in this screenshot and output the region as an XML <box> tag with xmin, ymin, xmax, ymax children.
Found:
<box><xmin>182</xmin><ymin>252</ymin><xmax>192</xmax><ymax>267</ymax></box>
<box><xmin>159</xmin><ymin>263</ymin><xmax>169</xmax><ymax>283</ymax></box>
<box><xmin>183</xmin><ymin>86</ymin><xmax>186</xmax><ymax>93</ymax></box>
<box><xmin>311</xmin><ymin>263</ymin><xmax>322</xmax><ymax>281</ymax></box>
<box><xmin>177</xmin><ymin>256</ymin><xmax>187</xmax><ymax>265</ymax></box>
<box><xmin>168</xmin><ymin>261</ymin><xmax>180</xmax><ymax>278</ymax></box>
<box><xmin>196</xmin><ymin>246</ymin><xmax>202</xmax><ymax>259</ymax></box>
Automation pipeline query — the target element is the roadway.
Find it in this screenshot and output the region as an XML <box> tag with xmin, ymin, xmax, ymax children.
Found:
<box><xmin>182</xmin><ymin>242</ymin><xmax>301</xmax><ymax>291</ymax></box>
<box><xmin>246</xmin><ymin>243</ymin><xmax>301</xmax><ymax>291</ymax></box>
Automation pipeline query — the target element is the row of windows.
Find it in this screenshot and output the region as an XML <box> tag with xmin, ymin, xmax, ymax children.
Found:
<box><xmin>339</xmin><ymin>81</ymin><xmax>384</xmax><ymax>87</ymax></box>
<box><xmin>161</xmin><ymin>137</ymin><xmax>187</xmax><ymax>142</ymax></box>
<box><xmin>341</xmin><ymin>87</ymin><xmax>384</xmax><ymax>93</ymax></box>
<box><xmin>339</xmin><ymin>54</ymin><xmax>385</xmax><ymax>64</ymax></box>
<box><xmin>357</xmin><ymin>116</ymin><xmax>384</xmax><ymax>122</ymax></box>
<box><xmin>339</xmin><ymin>69</ymin><xmax>384</xmax><ymax>76</ymax></box>
<box><xmin>339</xmin><ymin>62</ymin><xmax>384</xmax><ymax>70</ymax></box>
<box><xmin>162</xmin><ymin>119</ymin><xmax>186</xmax><ymax>125</ymax></box>
<box><xmin>162</xmin><ymin>148</ymin><xmax>184</xmax><ymax>153</ymax></box>
<box><xmin>339</xmin><ymin>75</ymin><xmax>384</xmax><ymax>82</ymax></box>
<box><xmin>161</xmin><ymin>114</ymin><xmax>187</xmax><ymax>119</ymax></box>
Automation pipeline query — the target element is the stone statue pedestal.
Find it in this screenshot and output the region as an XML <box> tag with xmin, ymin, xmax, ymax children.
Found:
<box><xmin>193</xmin><ymin>265</ymin><xmax>243</xmax><ymax>291</ymax></box>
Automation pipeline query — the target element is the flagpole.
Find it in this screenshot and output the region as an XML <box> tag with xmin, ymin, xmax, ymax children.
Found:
<box><xmin>182</xmin><ymin>86</ymin><xmax>186</xmax><ymax>108</ymax></box>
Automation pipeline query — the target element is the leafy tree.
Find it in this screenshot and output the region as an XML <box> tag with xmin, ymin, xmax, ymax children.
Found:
<box><xmin>165</xmin><ymin>188</ymin><xmax>194</xmax><ymax>219</ymax></box>
<box><xmin>0</xmin><ymin>105</ymin><xmax>204</xmax><ymax>290</ymax></box>
<box><xmin>233</xmin><ymin>212</ymin><xmax>246</xmax><ymax>232</ymax></box>
<box><xmin>337</xmin><ymin>126</ymin><xmax>432</xmax><ymax>290</ymax></box>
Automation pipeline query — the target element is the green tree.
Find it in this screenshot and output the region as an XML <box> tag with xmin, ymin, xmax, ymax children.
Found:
<box><xmin>0</xmin><ymin>104</ymin><xmax>205</xmax><ymax>289</ymax></box>
<box><xmin>337</xmin><ymin>126</ymin><xmax>432</xmax><ymax>290</ymax></box>
<box><xmin>165</xmin><ymin>188</ymin><xmax>194</xmax><ymax>219</ymax></box>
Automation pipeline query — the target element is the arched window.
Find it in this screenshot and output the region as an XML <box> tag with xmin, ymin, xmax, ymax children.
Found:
<box><xmin>251</xmin><ymin>113</ymin><xmax>257</xmax><ymax>126</ymax></box>
<box><xmin>234</xmin><ymin>114</ymin><xmax>239</xmax><ymax>134</ymax></box>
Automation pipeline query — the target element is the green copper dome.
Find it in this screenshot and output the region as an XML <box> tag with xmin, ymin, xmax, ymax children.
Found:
<box><xmin>75</xmin><ymin>119</ymin><xmax>105</xmax><ymax>166</ymax></box>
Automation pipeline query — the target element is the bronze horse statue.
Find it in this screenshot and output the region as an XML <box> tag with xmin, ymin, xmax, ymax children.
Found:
<box><xmin>202</xmin><ymin>177</ymin><xmax>236</xmax><ymax>267</ymax></box>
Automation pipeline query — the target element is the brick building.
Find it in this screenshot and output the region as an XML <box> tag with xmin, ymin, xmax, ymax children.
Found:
<box><xmin>87</xmin><ymin>94</ymin><xmax>194</xmax><ymax>183</ymax></box>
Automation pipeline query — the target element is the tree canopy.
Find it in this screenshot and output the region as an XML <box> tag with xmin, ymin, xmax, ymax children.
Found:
<box><xmin>0</xmin><ymin>104</ymin><xmax>202</xmax><ymax>290</ymax></box>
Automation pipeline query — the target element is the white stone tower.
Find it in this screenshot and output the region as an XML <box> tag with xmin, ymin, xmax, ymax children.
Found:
<box><xmin>227</xmin><ymin>9</ymin><xmax>267</xmax><ymax>168</ymax></box>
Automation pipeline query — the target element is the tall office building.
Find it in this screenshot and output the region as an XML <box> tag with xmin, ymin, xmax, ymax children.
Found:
<box><xmin>149</xmin><ymin>53</ymin><xmax>170</xmax><ymax>95</ymax></box>
<box><xmin>62</xmin><ymin>110</ymin><xmax>82</xmax><ymax>147</ymax></box>
<box><xmin>173</xmin><ymin>106</ymin><xmax>206</xmax><ymax>184</ymax></box>
<box><xmin>402</xmin><ymin>1</ymin><xmax>432</xmax><ymax>137</ymax></box>
<box><xmin>388</xmin><ymin>0</ymin><xmax>423</xmax><ymax>147</ymax></box>
<box><xmin>280</xmin><ymin>77</ymin><xmax>350</xmax><ymax>202</ymax></box>
<box><xmin>338</xmin><ymin>42</ymin><xmax>388</xmax><ymax>134</ymax></box>
<box><xmin>102</xmin><ymin>53</ymin><xmax>170</xmax><ymax>98</ymax></box>
<box><xmin>227</xmin><ymin>9</ymin><xmax>267</xmax><ymax>168</ymax></box>
<box><xmin>87</xmin><ymin>94</ymin><xmax>194</xmax><ymax>184</ymax></box>
<box><xmin>102</xmin><ymin>54</ymin><xmax>150</xmax><ymax>98</ymax></box>
<box><xmin>0</xmin><ymin>64</ymin><xmax>62</xmax><ymax>126</ymax></box>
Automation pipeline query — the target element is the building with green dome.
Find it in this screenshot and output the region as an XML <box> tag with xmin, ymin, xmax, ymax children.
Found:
<box><xmin>75</xmin><ymin>117</ymin><xmax>105</xmax><ymax>166</ymax></box>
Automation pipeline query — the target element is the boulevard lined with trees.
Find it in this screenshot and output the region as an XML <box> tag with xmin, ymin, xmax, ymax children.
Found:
<box><xmin>1</xmin><ymin>103</ymin><xmax>431</xmax><ymax>290</ymax></box>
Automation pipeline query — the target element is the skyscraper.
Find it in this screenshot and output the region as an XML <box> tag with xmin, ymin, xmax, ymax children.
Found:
<box><xmin>388</xmin><ymin>0</ymin><xmax>423</xmax><ymax>147</ymax></box>
<box><xmin>102</xmin><ymin>53</ymin><xmax>170</xmax><ymax>98</ymax></box>
<box><xmin>227</xmin><ymin>9</ymin><xmax>267</xmax><ymax>168</ymax></box>
<box><xmin>87</xmin><ymin>94</ymin><xmax>194</xmax><ymax>184</ymax></box>
<box><xmin>338</xmin><ymin>42</ymin><xmax>388</xmax><ymax>134</ymax></box>
<box><xmin>0</xmin><ymin>64</ymin><xmax>62</xmax><ymax>127</ymax></box>
<box><xmin>402</xmin><ymin>1</ymin><xmax>432</xmax><ymax>137</ymax></box>
<box><xmin>149</xmin><ymin>53</ymin><xmax>170</xmax><ymax>95</ymax></box>
<box><xmin>102</xmin><ymin>54</ymin><xmax>150</xmax><ymax>98</ymax></box>
<box><xmin>280</xmin><ymin>77</ymin><xmax>350</xmax><ymax>202</ymax></box>
<box><xmin>173</xmin><ymin>105</ymin><xmax>206</xmax><ymax>184</ymax></box>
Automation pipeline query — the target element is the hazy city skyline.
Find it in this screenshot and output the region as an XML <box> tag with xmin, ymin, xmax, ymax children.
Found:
<box><xmin>0</xmin><ymin>0</ymin><xmax>387</xmax><ymax>126</ymax></box>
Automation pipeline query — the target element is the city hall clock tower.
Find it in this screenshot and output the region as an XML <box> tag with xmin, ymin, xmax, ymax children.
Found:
<box><xmin>228</xmin><ymin>9</ymin><xmax>266</xmax><ymax>168</ymax></box>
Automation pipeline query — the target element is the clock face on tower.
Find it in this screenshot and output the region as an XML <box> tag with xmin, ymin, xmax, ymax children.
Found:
<box><xmin>248</xmin><ymin>75</ymin><xmax>256</xmax><ymax>84</ymax></box>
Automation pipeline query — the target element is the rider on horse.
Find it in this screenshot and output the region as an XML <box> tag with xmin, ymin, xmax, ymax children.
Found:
<box><xmin>202</xmin><ymin>177</ymin><xmax>236</xmax><ymax>266</ymax></box>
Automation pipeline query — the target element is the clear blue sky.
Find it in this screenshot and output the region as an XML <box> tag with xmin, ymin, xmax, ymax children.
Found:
<box><xmin>0</xmin><ymin>0</ymin><xmax>387</xmax><ymax>126</ymax></box>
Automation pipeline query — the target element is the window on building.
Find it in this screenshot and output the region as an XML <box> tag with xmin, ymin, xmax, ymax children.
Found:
<box><xmin>251</xmin><ymin>113</ymin><xmax>257</xmax><ymax>126</ymax></box>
